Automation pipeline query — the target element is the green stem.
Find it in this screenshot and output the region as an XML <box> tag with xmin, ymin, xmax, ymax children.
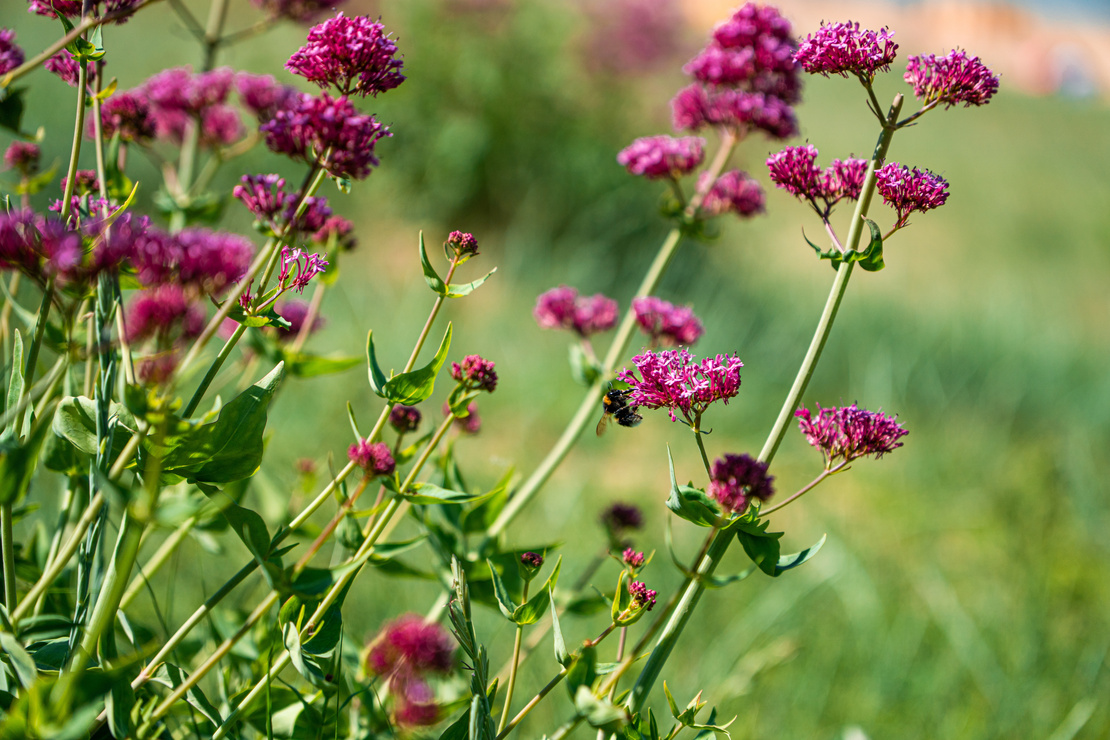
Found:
<box><xmin>691</xmin><ymin>415</ymin><xmax>712</xmax><ymax>479</ymax></box>
<box><xmin>495</xmin><ymin>669</ymin><xmax>567</xmax><ymax>740</ymax></box>
<box><xmin>626</xmin><ymin>94</ymin><xmax>905</xmax><ymax>715</ymax></box>
<box><xmin>498</xmin><ymin>581</ymin><xmax>530</xmax><ymax>734</ymax></box>
<box><xmin>119</xmin><ymin>514</ymin><xmax>196</xmax><ymax>611</ymax></box>
<box><xmin>60</xmin><ymin>65</ymin><xmax>89</xmax><ymax>222</ymax></box>
<box><xmin>758</xmin><ymin>461</ymin><xmax>847</xmax><ymax>516</ymax></box>
<box><xmin>182</xmin><ymin>323</ymin><xmax>244</xmax><ymax>417</ymax></box>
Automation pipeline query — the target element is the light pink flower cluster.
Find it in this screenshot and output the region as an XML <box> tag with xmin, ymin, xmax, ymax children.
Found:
<box><xmin>632</xmin><ymin>296</ymin><xmax>704</xmax><ymax>347</ymax></box>
<box><xmin>365</xmin><ymin>614</ymin><xmax>454</xmax><ymax>727</ymax></box>
<box><xmin>904</xmin><ymin>49</ymin><xmax>999</xmax><ymax>109</ymax></box>
<box><xmin>534</xmin><ymin>286</ymin><xmax>619</xmax><ymax>338</ymax></box>
<box><xmin>617</xmin><ymin>136</ymin><xmax>705</xmax><ymax>180</ymax></box>
<box><xmin>140</xmin><ymin>67</ymin><xmax>244</xmax><ymax>147</ymax></box>
<box><xmin>618</xmin><ymin>348</ymin><xmax>743</xmax><ymax>422</ymax></box>
<box><xmin>795</xmin><ymin>403</ymin><xmax>908</xmax><ymax>467</ymax></box>
<box><xmin>794</xmin><ymin>21</ymin><xmax>898</xmax><ymax>79</ymax></box>
<box><xmin>347</xmin><ymin>439</ymin><xmax>396</xmax><ymax>476</ymax></box>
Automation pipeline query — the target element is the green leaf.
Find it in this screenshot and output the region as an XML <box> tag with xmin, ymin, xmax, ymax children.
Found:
<box><xmin>574</xmin><ymin>686</ymin><xmax>628</xmax><ymax>733</ymax></box>
<box><xmin>150</xmin><ymin>664</ymin><xmax>224</xmax><ymax>727</ymax></box>
<box><xmin>733</xmin><ymin>515</ymin><xmax>783</xmax><ymax>577</ymax></box>
<box><xmin>94</xmin><ymin>180</ymin><xmax>139</xmax><ymax>233</ymax></box>
<box><xmin>380</xmin><ymin>323</ymin><xmax>453</xmax><ymax>405</ymax></box>
<box><xmin>0</xmin><ymin>632</ymin><xmax>37</xmax><ymax>689</ymax></box>
<box><xmin>51</xmin><ymin>395</ymin><xmax>136</xmax><ymax>459</ymax></box>
<box><xmin>666</xmin><ymin>447</ymin><xmax>721</xmax><ymax>527</ymax></box>
<box><xmin>486</xmin><ymin>558</ymin><xmax>517</xmax><ymax>619</ymax></box>
<box><xmin>225</xmin><ymin>302</ymin><xmax>292</xmax><ymax>330</ymax></box>
<box><xmin>0</xmin><ymin>88</ymin><xmax>27</xmax><ymax>135</ymax></box>
<box><xmin>569</xmin><ymin>342</ymin><xmax>601</xmax><ymax>386</ymax></box>
<box><xmin>365</xmin><ymin>330</ymin><xmax>389</xmax><ymax>396</ymax></box>
<box><xmin>346</xmin><ymin>402</ymin><xmax>362</xmax><ymax>441</ymax></box>
<box><xmin>444</xmin><ymin>268</ymin><xmax>497</xmax><ymax>298</ymax></box>
<box><xmin>447</xmin><ymin>384</ymin><xmax>479</xmax><ymax>417</ymax></box>
<box><xmin>565</xmin><ymin>645</ymin><xmax>598</xmax><ymax>698</ymax></box>
<box><xmin>511</xmin><ymin>556</ymin><xmax>561</xmax><ymax>625</ymax></box>
<box><xmin>93</xmin><ymin>78</ymin><xmax>117</xmax><ymax>101</ymax></box>
<box><xmin>282</xmin><ymin>351</ymin><xmax>360</xmax><ymax>378</ymax></box>
<box><xmin>5</xmin><ymin>330</ymin><xmax>24</xmax><ymax>433</ymax></box>
<box><xmin>420</xmin><ymin>231</ymin><xmax>447</xmax><ymax>295</ymax></box>
<box><xmin>858</xmin><ymin>218</ymin><xmax>886</xmax><ymax>272</ymax></box>
<box><xmin>774</xmin><ymin>533</ymin><xmax>826</xmax><ymax>576</ymax></box>
<box><xmin>550</xmin><ymin>589</ymin><xmax>571</xmax><ymax>667</ymax></box>
<box><xmin>0</xmin><ymin>401</ymin><xmax>58</xmax><ymax>506</ymax></box>
<box><xmin>158</xmin><ymin>362</ymin><xmax>284</xmax><ymax>484</ymax></box>
<box><xmin>402</xmin><ymin>481</ymin><xmax>497</xmax><ymax>506</ymax></box>
<box><xmin>196</xmin><ymin>483</ymin><xmax>273</xmax><ymax>567</ymax></box>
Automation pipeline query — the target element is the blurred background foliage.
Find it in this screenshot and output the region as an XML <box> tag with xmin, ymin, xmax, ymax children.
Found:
<box><xmin>4</xmin><ymin>0</ymin><xmax>1110</xmax><ymax>737</ymax></box>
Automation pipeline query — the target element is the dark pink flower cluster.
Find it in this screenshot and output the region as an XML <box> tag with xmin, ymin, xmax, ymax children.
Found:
<box><xmin>4</xmin><ymin>142</ymin><xmax>40</xmax><ymax>175</ymax></box>
<box><xmin>139</xmin><ymin>67</ymin><xmax>244</xmax><ymax>147</ymax></box>
<box><xmin>261</xmin><ymin>92</ymin><xmax>390</xmax><ymax>180</ymax></box>
<box><xmin>277</xmin><ymin>246</ymin><xmax>328</xmax><ymax>294</ymax></box>
<box><xmin>794</xmin><ymin>21</ymin><xmax>898</xmax><ymax>79</ymax></box>
<box><xmin>904</xmin><ymin>49</ymin><xmax>999</xmax><ymax>109</ymax></box>
<box><xmin>632</xmin><ymin>296</ymin><xmax>704</xmax><ymax>347</ymax></box>
<box><xmin>445</xmin><ymin>400</ymin><xmax>482</xmax><ymax>434</ymax></box>
<box><xmin>130</xmin><ymin>228</ymin><xmax>254</xmax><ymax>295</ymax></box>
<box><xmin>0</xmin><ymin>210</ymin><xmax>81</xmax><ymax>281</ymax></box>
<box><xmin>622</xmin><ymin>548</ymin><xmax>645</xmax><ymax>568</ymax></box>
<box><xmin>0</xmin><ymin>29</ymin><xmax>22</xmax><ymax>75</ymax></box>
<box><xmin>699</xmin><ymin>169</ymin><xmax>766</xmax><ymax>217</ymax></box>
<box><xmin>235</xmin><ymin>73</ymin><xmax>301</xmax><ymax>123</ymax></box>
<box><xmin>126</xmin><ymin>284</ymin><xmax>205</xmax><ymax>343</ymax></box>
<box><xmin>617</xmin><ymin>135</ymin><xmax>705</xmax><ymax>180</ymax></box>
<box><xmin>618</xmin><ymin>348</ymin><xmax>743</xmax><ymax>422</ymax></box>
<box><xmin>43</xmin><ymin>51</ymin><xmax>95</xmax><ymax>89</ymax></box>
<box><xmin>313</xmin><ymin>215</ymin><xmax>357</xmax><ymax>250</ymax></box>
<box><xmin>520</xmin><ymin>551</ymin><xmax>544</xmax><ymax>570</ymax></box>
<box><xmin>628</xmin><ymin>580</ymin><xmax>657</xmax><ymax>611</ymax></box>
<box><xmin>446</xmin><ymin>230</ymin><xmax>479</xmax><ymax>258</ymax></box>
<box><xmin>250</xmin><ymin>0</ymin><xmax>347</xmax><ymax>23</ymax></box>
<box><xmin>708</xmin><ymin>453</ymin><xmax>773</xmax><ymax>513</ymax></box>
<box><xmin>273</xmin><ymin>299</ymin><xmax>324</xmax><ymax>342</ymax></box>
<box><xmin>390</xmin><ymin>405</ymin><xmax>422</xmax><ymax>433</ymax></box>
<box><xmin>534</xmin><ymin>285</ymin><xmax>619</xmax><ymax>338</ymax></box>
<box><xmin>581</xmin><ymin>0</ymin><xmax>682</xmax><ymax>75</ymax></box>
<box><xmin>600</xmin><ymin>502</ymin><xmax>643</xmax><ymax>535</ymax></box>
<box><xmin>671</xmin><ymin>3</ymin><xmax>800</xmax><ymax>138</ymax></box>
<box><xmin>347</xmin><ymin>438</ymin><xmax>395</xmax><ymax>476</ymax></box>
<box><xmin>874</xmin><ymin>162</ymin><xmax>949</xmax><ymax>226</ymax></box>
<box><xmin>450</xmin><ymin>355</ymin><xmax>498</xmax><ymax>393</ymax></box>
<box><xmin>286</xmin><ymin>13</ymin><xmax>405</xmax><ymax>98</ymax></box>
<box><xmin>95</xmin><ymin>91</ymin><xmax>156</xmax><ymax>144</ymax></box>
<box><xmin>365</xmin><ymin>614</ymin><xmax>454</xmax><ymax>727</ymax></box>
<box><xmin>767</xmin><ymin>145</ymin><xmax>869</xmax><ymax>217</ymax></box>
<box><xmin>232</xmin><ymin>174</ymin><xmax>338</xmax><ymax>238</ymax></box>
<box><xmin>27</xmin><ymin>0</ymin><xmax>141</xmax><ymax>20</ymax></box>
<box><xmin>795</xmin><ymin>403</ymin><xmax>908</xmax><ymax>467</ymax></box>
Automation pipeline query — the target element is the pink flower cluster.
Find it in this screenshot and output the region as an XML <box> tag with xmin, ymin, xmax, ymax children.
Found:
<box><xmin>235</xmin><ymin>73</ymin><xmax>301</xmax><ymax>123</ymax></box>
<box><xmin>389</xmin><ymin>405</ymin><xmax>422</xmax><ymax>433</ymax></box>
<box><xmin>617</xmin><ymin>136</ymin><xmax>705</xmax><ymax>180</ymax></box>
<box><xmin>766</xmin><ymin>144</ymin><xmax>869</xmax><ymax>217</ymax></box>
<box><xmin>233</xmin><ymin>174</ymin><xmax>352</xmax><ymax>242</ymax></box>
<box><xmin>632</xmin><ymin>296</ymin><xmax>704</xmax><ymax>347</ymax></box>
<box><xmin>286</xmin><ymin>13</ymin><xmax>405</xmax><ymax>98</ymax></box>
<box><xmin>450</xmin><ymin>355</ymin><xmax>498</xmax><ymax>393</ymax></box>
<box><xmin>708</xmin><ymin>453</ymin><xmax>774</xmax><ymax>513</ymax></box>
<box><xmin>534</xmin><ymin>286</ymin><xmax>619</xmax><ymax>338</ymax></box>
<box><xmin>622</xmin><ymin>548</ymin><xmax>645</xmax><ymax>568</ymax></box>
<box><xmin>365</xmin><ymin>614</ymin><xmax>454</xmax><ymax>727</ymax></box>
<box><xmin>794</xmin><ymin>21</ymin><xmax>898</xmax><ymax>80</ymax></box>
<box><xmin>250</xmin><ymin>0</ymin><xmax>347</xmax><ymax>23</ymax></box>
<box><xmin>261</xmin><ymin>93</ymin><xmax>390</xmax><ymax>180</ymax></box>
<box><xmin>97</xmin><ymin>91</ymin><xmax>156</xmax><ymax>144</ymax></box>
<box><xmin>671</xmin><ymin>3</ymin><xmax>800</xmax><ymax>139</ymax></box>
<box><xmin>139</xmin><ymin>67</ymin><xmax>244</xmax><ymax>147</ymax></box>
<box><xmin>27</xmin><ymin>0</ymin><xmax>141</xmax><ymax>21</ymax></box>
<box><xmin>628</xmin><ymin>580</ymin><xmax>657</xmax><ymax>611</ymax></box>
<box><xmin>874</xmin><ymin>163</ymin><xmax>949</xmax><ymax>226</ymax></box>
<box><xmin>273</xmin><ymin>299</ymin><xmax>325</xmax><ymax>342</ymax></box>
<box><xmin>618</xmin><ymin>348</ymin><xmax>743</xmax><ymax>422</ymax></box>
<box><xmin>126</xmin><ymin>284</ymin><xmax>205</xmax><ymax>344</ymax></box>
<box><xmin>699</xmin><ymin>169</ymin><xmax>766</xmax><ymax>217</ymax></box>
<box><xmin>795</xmin><ymin>404</ymin><xmax>908</xmax><ymax>467</ymax></box>
<box><xmin>446</xmin><ymin>230</ymin><xmax>479</xmax><ymax>258</ymax></box>
<box><xmin>3</xmin><ymin>142</ymin><xmax>39</xmax><ymax>175</ymax></box>
<box><xmin>905</xmin><ymin>49</ymin><xmax>999</xmax><ymax>109</ymax></box>
<box><xmin>43</xmin><ymin>51</ymin><xmax>95</xmax><ymax>89</ymax></box>
<box><xmin>0</xmin><ymin>210</ymin><xmax>80</xmax><ymax>282</ymax></box>
<box><xmin>347</xmin><ymin>439</ymin><xmax>396</xmax><ymax>476</ymax></box>
<box><xmin>276</xmin><ymin>247</ymin><xmax>328</xmax><ymax>294</ymax></box>
<box><xmin>600</xmin><ymin>502</ymin><xmax>643</xmax><ymax>538</ymax></box>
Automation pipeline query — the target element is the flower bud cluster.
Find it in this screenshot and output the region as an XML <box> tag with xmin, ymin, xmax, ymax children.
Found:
<box><xmin>347</xmin><ymin>439</ymin><xmax>396</xmax><ymax>477</ymax></box>
<box><xmin>390</xmin><ymin>405</ymin><xmax>423</xmax><ymax>434</ymax></box>
<box><xmin>450</xmin><ymin>355</ymin><xmax>498</xmax><ymax>393</ymax></box>
<box><xmin>708</xmin><ymin>453</ymin><xmax>774</xmax><ymax>514</ymax></box>
<box><xmin>3</xmin><ymin>142</ymin><xmax>39</xmax><ymax>176</ymax></box>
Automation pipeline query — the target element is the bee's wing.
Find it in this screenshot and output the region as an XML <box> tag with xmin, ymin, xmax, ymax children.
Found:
<box><xmin>596</xmin><ymin>412</ymin><xmax>611</xmax><ymax>436</ymax></box>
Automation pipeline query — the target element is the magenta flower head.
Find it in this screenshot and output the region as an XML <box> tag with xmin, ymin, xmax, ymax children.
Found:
<box><xmin>277</xmin><ymin>247</ymin><xmax>328</xmax><ymax>294</ymax></box>
<box><xmin>130</xmin><ymin>227</ymin><xmax>254</xmax><ymax>295</ymax></box>
<box><xmin>261</xmin><ymin>92</ymin><xmax>390</xmax><ymax>180</ymax></box>
<box><xmin>251</xmin><ymin>0</ymin><xmax>348</xmax><ymax>24</ymax></box>
<box><xmin>43</xmin><ymin>51</ymin><xmax>95</xmax><ymax>88</ymax></box>
<box><xmin>393</xmin><ymin>686</ymin><xmax>440</xmax><ymax>727</ymax></box>
<box><xmin>389</xmin><ymin>405</ymin><xmax>422</xmax><ymax>434</ymax></box>
<box><xmin>233</xmin><ymin>174</ymin><xmax>288</xmax><ymax>224</ymax></box>
<box><xmin>699</xmin><ymin>169</ymin><xmax>766</xmax><ymax>217</ymax></box>
<box><xmin>794</xmin><ymin>21</ymin><xmax>898</xmax><ymax>80</ymax></box>
<box><xmin>768</xmin><ymin>145</ymin><xmax>870</xmax><ymax>217</ymax></box>
<box><xmin>600</xmin><ymin>502</ymin><xmax>643</xmax><ymax>539</ymax></box>
<box><xmin>4</xmin><ymin>142</ymin><xmax>40</xmax><ymax>176</ymax></box>
<box><xmin>622</xmin><ymin>548</ymin><xmax>645</xmax><ymax>568</ymax></box>
<box><xmin>446</xmin><ymin>230</ymin><xmax>479</xmax><ymax>259</ymax></box>
<box><xmin>126</xmin><ymin>284</ymin><xmax>205</xmax><ymax>344</ymax></box>
<box><xmin>313</xmin><ymin>216</ymin><xmax>357</xmax><ymax>251</ymax></box>
<box><xmin>628</xmin><ymin>581</ymin><xmax>657</xmax><ymax>611</ymax></box>
<box><xmin>617</xmin><ymin>136</ymin><xmax>705</xmax><ymax>180</ymax></box>
<box><xmin>874</xmin><ymin>162</ymin><xmax>949</xmax><ymax>226</ymax></box>
<box><xmin>904</xmin><ymin>49</ymin><xmax>999</xmax><ymax>109</ymax></box>
<box><xmin>450</xmin><ymin>355</ymin><xmax>498</xmax><ymax>393</ymax></box>
<box><xmin>235</xmin><ymin>73</ymin><xmax>301</xmax><ymax>123</ymax></box>
<box><xmin>273</xmin><ymin>300</ymin><xmax>324</xmax><ymax>341</ymax></box>
<box><xmin>27</xmin><ymin>0</ymin><xmax>82</xmax><ymax>17</ymax></box>
<box><xmin>632</xmin><ymin>296</ymin><xmax>704</xmax><ymax>347</ymax></box>
<box><xmin>95</xmin><ymin>90</ymin><xmax>156</xmax><ymax>144</ymax></box>
<box><xmin>618</xmin><ymin>348</ymin><xmax>743</xmax><ymax>423</ymax></box>
<box><xmin>519</xmin><ymin>551</ymin><xmax>544</xmax><ymax>580</ymax></box>
<box><xmin>347</xmin><ymin>439</ymin><xmax>395</xmax><ymax>477</ymax></box>
<box><xmin>365</xmin><ymin>614</ymin><xmax>454</xmax><ymax>678</ymax></box>
<box><xmin>708</xmin><ymin>453</ymin><xmax>773</xmax><ymax>514</ymax></box>
<box><xmin>0</xmin><ymin>29</ymin><xmax>24</xmax><ymax>75</ymax></box>
<box><xmin>286</xmin><ymin>13</ymin><xmax>405</xmax><ymax>98</ymax></box>
<box><xmin>534</xmin><ymin>286</ymin><xmax>619</xmax><ymax>338</ymax></box>
<box><xmin>795</xmin><ymin>403</ymin><xmax>908</xmax><ymax>468</ymax></box>
<box><xmin>822</xmin><ymin>157</ymin><xmax>869</xmax><ymax>201</ymax></box>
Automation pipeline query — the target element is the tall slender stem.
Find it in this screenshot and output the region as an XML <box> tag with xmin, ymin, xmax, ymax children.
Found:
<box><xmin>498</xmin><ymin>581</ymin><xmax>530</xmax><ymax>734</ymax></box>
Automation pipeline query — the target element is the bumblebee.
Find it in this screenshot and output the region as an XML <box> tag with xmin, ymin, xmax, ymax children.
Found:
<box><xmin>596</xmin><ymin>387</ymin><xmax>643</xmax><ymax>436</ymax></box>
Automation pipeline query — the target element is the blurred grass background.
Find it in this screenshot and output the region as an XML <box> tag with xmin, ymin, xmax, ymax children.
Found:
<box><xmin>5</xmin><ymin>0</ymin><xmax>1110</xmax><ymax>737</ymax></box>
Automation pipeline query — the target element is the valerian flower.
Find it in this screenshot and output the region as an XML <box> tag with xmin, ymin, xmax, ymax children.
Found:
<box><xmin>94</xmin><ymin>91</ymin><xmax>156</xmax><ymax>144</ymax></box>
<box><xmin>286</xmin><ymin>13</ymin><xmax>405</xmax><ymax>97</ymax></box>
<box><xmin>622</xmin><ymin>548</ymin><xmax>645</xmax><ymax>568</ymax></box>
<box><xmin>0</xmin><ymin>30</ymin><xmax>23</xmax><ymax>76</ymax></box>
<box><xmin>3</xmin><ymin>142</ymin><xmax>40</xmax><ymax>176</ymax></box>
<box><xmin>618</xmin><ymin>348</ymin><xmax>743</xmax><ymax>423</ymax></box>
<box><xmin>365</xmin><ymin>614</ymin><xmax>454</xmax><ymax>677</ymax></box>
<box><xmin>628</xmin><ymin>580</ymin><xmax>657</xmax><ymax>611</ymax></box>
<box><xmin>795</xmin><ymin>403</ymin><xmax>908</xmax><ymax>468</ymax></box>
<box><xmin>699</xmin><ymin>169</ymin><xmax>766</xmax><ymax>217</ymax></box>
<box><xmin>708</xmin><ymin>453</ymin><xmax>774</xmax><ymax>513</ymax></box>
<box><xmin>534</xmin><ymin>286</ymin><xmax>619</xmax><ymax>338</ymax></box>
<box><xmin>277</xmin><ymin>246</ymin><xmax>328</xmax><ymax>293</ymax></box>
<box><xmin>767</xmin><ymin>145</ymin><xmax>870</xmax><ymax>218</ymax></box>
<box><xmin>126</xmin><ymin>284</ymin><xmax>205</xmax><ymax>343</ymax></box>
<box><xmin>600</xmin><ymin>502</ymin><xmax>643</xmax><ymax>541</ymax></box>
<box><xmin>450</xmin><ymin>355</ymin><xmax>497</xmax><ymax>393</ymax></box>
<box><xmin>904</xmin><ymin>49</ymin><xmax>999</xmax><ymax>109</ymax></box>
<box><xmin>347</xmin><ymin>439</ymin><xmax>396</xmax><ymax>476</ymax></box>
<box><xmin>617</xmin><ymin>136</ymin><xmax>705</xmax><ymax>180</ymax></box>
<box><xmin>389</xmin><ymin>405</ymin><xmax>422</xmax><ymax>434</ymax></box>
<box><xmin>446</xmin><ymin>230</ymin><xmax>479</xmax><ymax>259</ymax></box>
<box><xmin>235</xmin><ymin>73</ymin><xmax>301</xmax><ymax>123</ymax></box>
<box><xmin>794</xmin><ymin>21</ymin><xmax>898</xmax><ymax>80</ymax></box>
<box><xmin>874</xmin><ymin>163</ymin><xmax>949</xmax><ymax>227</ymax></box>
<box><xmin>632</xmin><ymin>296</ymin><xmax>704</xmax><ymax>347</ymax></box>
